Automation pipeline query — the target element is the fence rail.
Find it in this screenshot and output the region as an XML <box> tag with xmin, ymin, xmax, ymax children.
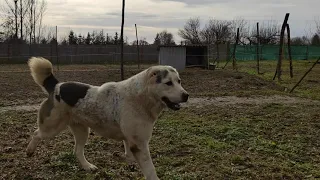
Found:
<box><xmin>0</xmin><ymin>43</ymin><xmax>159</xmax><ymax>64</ymax></box>
<box><xmin>1</xmin><ymin>43</ymin><xmax>320</xmax><ymax>65</ymax></box>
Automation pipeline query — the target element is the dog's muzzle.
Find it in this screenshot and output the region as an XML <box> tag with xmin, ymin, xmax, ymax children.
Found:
<box><xmin>161</xmin><ymin>97</ymin><xmax>181</xmax><ymax>111</ymax></box>
<box><xmin>181</xmin><ymin>92</ymin><xmax>189</xmax><ymax>102</ymax></box>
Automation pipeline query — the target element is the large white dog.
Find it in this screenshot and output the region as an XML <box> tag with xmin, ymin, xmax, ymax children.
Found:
<box><xmin>26</xmin><ymin>57</ymin><xmax>189</xmax><ymax>180</ymax></box>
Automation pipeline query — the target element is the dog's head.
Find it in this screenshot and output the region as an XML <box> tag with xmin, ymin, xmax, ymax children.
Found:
<box><xmin>146</xmin><ymin>66</ymin><xmax>189</xmax><ymax>111</ymax></box>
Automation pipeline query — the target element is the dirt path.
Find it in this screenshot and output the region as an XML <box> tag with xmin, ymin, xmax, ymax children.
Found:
<box><xmin>184</xmin><ymin>95</ymin><xmax>319</xmax><ymax>108</ymax></box>
<box><xmin>1</xmin><ymin>95</ymin><xmax>318</xmax><ymax>113</ymax></box>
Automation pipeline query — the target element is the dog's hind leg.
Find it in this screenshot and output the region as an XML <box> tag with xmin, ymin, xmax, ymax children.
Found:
<box><xmin>26</xmin><ymin>119</ymin><xmax>67</xmax><ymax>156</ymax></box>
<box><xmin>69</xmin><ymin>122</ymin><xmax>97</xmax><ymax>171</ymax></box>
<box><xmin>26</xmin><ymin>102</ymin><xmax>68</xmax><ymax>156</ymax></box>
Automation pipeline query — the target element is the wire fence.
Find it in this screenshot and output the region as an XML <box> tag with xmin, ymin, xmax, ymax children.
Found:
<box><xmin>0</xmin><ymin>43</ymin><xmax>159</xmax><ymax>65</ymax></box>
<box><xmin>1</xmin><ymin>43</ymin><xmax>320</xmax><ymax>66</ymax></box>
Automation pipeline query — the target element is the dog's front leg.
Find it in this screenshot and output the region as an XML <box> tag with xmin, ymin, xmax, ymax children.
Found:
<box><xmin>131</xmin><ymin>142</ymin><xmax>159</xmax><ymax>180</ymax></box>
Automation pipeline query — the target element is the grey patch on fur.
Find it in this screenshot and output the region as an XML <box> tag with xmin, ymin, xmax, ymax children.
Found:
<box><xmin>106</xmin><ymin>85</ymin><xmax>116</xmax><ymax>96</ymax></box>
<box><xmin>156</xmin><ymin>75</ymin><xmax>162</xmax><ymax>83</ymax></box>
<box><xmin>111</xmin><ymin>93</ymin><xmax>120</xmax><ymax>122</ymax></box>
<box><xmin>156</xmin><ymin>70</ymin><xmax>169</xmax><ymax>83</ymax></box>
<box><xmin>43</xmin><ymin>73</ymin><xmax>59</xmax><ymax>94</ymax></box>
<box><xmin>39</xmin><ymin>94</ymin><xmax>54</xmax><ymax>124</ymax></box>
<box><xmin>59</xmin><ymin>82</ymin><xmax>91</xmax><ymax>106</ymax></box>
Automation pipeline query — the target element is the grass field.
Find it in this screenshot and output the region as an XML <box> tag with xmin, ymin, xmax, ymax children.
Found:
<box><xmin>0</xmin><ymin>61</ymin><xmax>319</xmax><ymax>179</ymax></box>
<box><xmin>224</xmin><ymin>59</ymin><xmax>320</xmax><ymax>100</ymax></box>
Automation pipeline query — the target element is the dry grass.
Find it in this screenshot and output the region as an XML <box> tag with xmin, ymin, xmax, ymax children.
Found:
<box><xmin>0</xmin><ymin>62</ymin><xmax>319</xmax><ymax>179</ymax></box>
<box><xmin>223</xmin><ymin>59</ymin><xmax>320</xmax><ymax>100</ymax></box>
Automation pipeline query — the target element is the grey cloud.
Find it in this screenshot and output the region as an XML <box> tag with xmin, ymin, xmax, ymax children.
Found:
<box><xmin>152</xmin><ymin>0</ymin><xmax>229</xmax><ymax>6</ymax></box>
<box><xmin>65</xmin><ymin>15</ymin><xmax>186</xmax><ymax>31</ymax></box>
<box><xmin>153</xmin><ymin>0</ymin><xmax>304</xmax><ymax>7</ymax></box>
<box><xmin>106</xmin><ymin>12</ymin><xmax>159</xmax><ymax>19</ymax></box>
<box><xmin>51</xmin><ymin>0</ymin><xmax>320</xmax><ymax>43</ymax></box>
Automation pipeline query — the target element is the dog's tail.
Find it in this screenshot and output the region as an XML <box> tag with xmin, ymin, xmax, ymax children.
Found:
<box><xmin>28</xmin><ymin>57</ymin><xmax>59</xmax><ymax>94</ymax></box>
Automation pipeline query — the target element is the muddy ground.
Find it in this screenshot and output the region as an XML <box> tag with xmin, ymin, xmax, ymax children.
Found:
<box><xmin>0</xmin><ymin>64</ymin><xmax>319</xmax><ymax>179</ymax></box>
<box><xmin>0</xmin><ymin>64</ymin><xmax>283</xmax><ymax>107</ymax></box>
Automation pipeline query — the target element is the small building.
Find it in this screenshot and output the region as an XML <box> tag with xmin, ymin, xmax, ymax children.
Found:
<box><xmin>158</xmin><ymin>45</ymin><xmax>209</xmax><ymax>70</ymax></box>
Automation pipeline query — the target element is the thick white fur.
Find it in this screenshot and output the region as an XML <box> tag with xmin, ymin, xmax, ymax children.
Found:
<box><xmin>26</xmin><ymin>57</ymin><xmax>188</xmax><ymax>180</ymax></box>
<box><xmin>28</xmin><ymin>57</ymin><xmax>53</xmax><ymax>87</ymax></box>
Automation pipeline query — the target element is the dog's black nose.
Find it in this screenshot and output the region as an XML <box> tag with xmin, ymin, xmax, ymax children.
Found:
<box><xmin>182</xmin><ymin>92</ymin><xmax>189</xmax><ymax>102</ymax></box>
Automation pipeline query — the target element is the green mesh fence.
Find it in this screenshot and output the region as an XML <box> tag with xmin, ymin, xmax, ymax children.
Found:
<box><xmin>230</xmin><ymin>45</ymin><xmax>320</xmax><ymax>60</ymax></box>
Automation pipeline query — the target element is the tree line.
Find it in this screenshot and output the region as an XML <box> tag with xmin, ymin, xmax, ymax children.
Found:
<box><xmin>178</xmin><ymin>17</ymin><xmax>320</xmax><ymax>46</ymax></box>
<box><xmin>0</xmin><ymin>0</ymin><xmax>47</xmax><ymax>44</ymax></box>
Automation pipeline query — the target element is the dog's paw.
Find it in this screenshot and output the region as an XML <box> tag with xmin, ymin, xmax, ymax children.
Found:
<box><xmin>26</xmin><ymin>151</ymin><xmax>34</xmax><ymax>157</ymax></box>
<box><xmin>83</xmin><ymin>163</ymin><xmax>98</xmax><ymax>171</ymax></box>
<box><xmin>26</xmin><ymin>147</ymin><xmax>35</xmax><ymax>157</ymax></box>
<box><xmin>126</xmin><ymin>154</ymin><xmax>135</xmax><ymax>163</ymax></box>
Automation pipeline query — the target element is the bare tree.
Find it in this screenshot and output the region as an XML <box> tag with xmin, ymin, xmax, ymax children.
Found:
<box><xmin>315</xmin><ymin>18</ymin><xmax>320</xmax><ymax>35</ymax></box>
<box><xmin>1</xmin><ymin>0</ymin><xmax>47</xmax><ymax>43</ymax></box>
<box><xmin>0</xmin><ymin>0</ymin><xmax>16</xmax><ymax>39</ymax></box>
<box><xmin>37</xmin><ymin>0</ymin><xmax>47</xmax><ymax>43</ymax></box>
<box><xmin>201</xmin><ymin>19</ymin><xmax>232</xmax><ymax>61</ymax></box>
<box><xmin>230</xmin><ymin>17</ymin><xmax>248</xmax><ymax>45</ymax></box>
<box><xmin>178</xmin><ymin>17</ymin><xmax>202</xmax><ymax>44</ymax></box>
<box><xmin>154</xmin><ymin>30</ymin><xmax>175</xmax><ymax>45</ymax></box>
<box><xmin>27</xmin><ymin>0</ymin><xmax>34</xmax><ymax>43</ymax></box>
<box><xmin>131</xmin><ymin>37</ymin><xmax>149</xmax><ymax>46</ymax></box>
<box><xmin>247</xmin><ymin>20</ymin><xmax>280</xmax><ymax>45</ymax></box>
<box><xmin>259</xmin><ymin>21</ymin><xmax>280</xmax><ymax>44</ymax></box>
<box><xmin>291</xmin><ymin>37</ymin><xmax>309</xmax><ymax>45</ymax></box>
<box><xmin>201</xmin><ymin>19</ymin><xmax>232</xmax><ymax>44</ymax></box>
<box><xmin>19</xmin><ymin>0</ymin><xmax>30</xmax><ymax>40</ymax></box>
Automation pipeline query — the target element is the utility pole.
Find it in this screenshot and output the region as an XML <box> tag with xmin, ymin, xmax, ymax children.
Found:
<box><xmin>135</xmin><ymin>24</ymin><xmax>140</xmax><ymax>69</ymax></box>
<box><xmin>14</xmin><ymin>0</ymin><xmax>18</xmax><ymax>39</ymax></box>
<box><xmin>120</xmin><ymin>0</ymin><xmax>125</xmax><ymax>80</ymax></box>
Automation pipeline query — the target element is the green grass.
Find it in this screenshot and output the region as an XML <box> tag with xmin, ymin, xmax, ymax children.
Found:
<box><xmin>151</xmin><ymin>103</ymin><xmax>320</xmax><ymax>179</ymax></box>
<box><xmin>1</xmin><ymin>62</ymin><xmax>320</xmax><ymax>179</ymax></box>
<box><xmin>222</xmin><ymin>59</ymin><xmax>320</xmax><ymax>100</ymax></box>
<box><xmin>2</xmin><ymin>101</ymin><xmax>319</xmax><ymax>179</ymax></box>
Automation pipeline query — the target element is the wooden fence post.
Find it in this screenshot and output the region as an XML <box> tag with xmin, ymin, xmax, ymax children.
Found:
<box><xmin>273</xmin><ymin>13</ymin><xmax>290</xmax><ymax>81</ymax></box>
<box><xmin>290</xmin><ymin>57</ymin><xmax>319</xmax><ymax>93</ymax></box>
<box><xmin>286</xmin><ymin>24</ymin><xmax>293</xmax><ymax>78</ymax></box>
<box><xmin>256</xmin><ymin>22</ymin><xmax>260</xmax><ymax>74</ymax></box>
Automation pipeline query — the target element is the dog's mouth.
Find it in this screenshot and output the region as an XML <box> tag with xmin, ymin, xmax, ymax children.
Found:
<box><xmin>161</xmin><ymin>97</ymin><xmax>181</xmax><ymax>111</ymax></box>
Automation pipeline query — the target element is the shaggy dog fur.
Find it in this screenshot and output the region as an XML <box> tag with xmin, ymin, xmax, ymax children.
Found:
<box><xmin>26</xmin><ymin>57</ymin><xmax>189</xmax><ymax>180</ymax></box>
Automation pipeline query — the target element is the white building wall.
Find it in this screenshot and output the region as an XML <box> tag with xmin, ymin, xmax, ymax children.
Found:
<box><xmin>159</xmin><ymin>47</ymin><xmax>186</xmax><ymax>70</ymax></box>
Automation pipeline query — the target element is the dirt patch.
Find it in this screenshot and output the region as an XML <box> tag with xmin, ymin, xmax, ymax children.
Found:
<box><xmin>1</xmin><ymin>95</ymin><xmax>318</xmax><ymax>113</ymax></box>
<box><xmin>0</xmin><ymin>104</ymin><xmax>39</xmax><ymax>113</ymax></box>
<box><xmin>184</xmin><ymin>95</ymin><xmax>320</xmax><ymax>108</ymax></box>
<box><xmin>1</xmin><ymin>101</ymin><xmax>320</xmax><ymax>179</ymax></box>
<box><xmin>0</xmin><ymin>65</ymin><xmax>285</xmax><ymax>107</ymax></box>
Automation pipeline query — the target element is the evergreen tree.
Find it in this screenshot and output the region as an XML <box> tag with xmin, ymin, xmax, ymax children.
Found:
<box><xmin>68</xmin><ymin>30</ymin><xmax>77</xmax><ymax>45</ymax></box>
<box><xmin>85</xmin><ymin>32</ymin><xmax>92</xmax><ymax>45</ymax></box>
<box><xmin>311</xmin><ymin>34</ymin><xmax>320</xmax><ymax>45</ymax></box>
<box><xmin>153</xmin><ymin>33</ymin><xmax>161</xmax><ymax>45</ymax></box>
<box><xmin>114</xmin><ymin>32</ymin><xmax>118</xmax><ymax>45</ymax></box>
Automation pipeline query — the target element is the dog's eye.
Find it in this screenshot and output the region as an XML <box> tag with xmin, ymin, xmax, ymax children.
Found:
<box><xmin>165</xmin><ymin>81</ymin><xmax>173</xmax><ymax>86</ymax></box>
<box><xmin>178</xmin><ymin>80</ymin><xmax>181</xmax><ymax>84</ymax></box>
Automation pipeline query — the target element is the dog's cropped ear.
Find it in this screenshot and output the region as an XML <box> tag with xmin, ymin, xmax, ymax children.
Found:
<box><xmin>151</xmin><ymin>70</ymin><xmax>160</xmax><ymax>78</ymax></box>
<box><xmin>148</xmin><ymin>69</ymin><xmax>160</xmax><ymax>83</ymax></box>
<box><xmin>147</xmin><ymin>67</ymin><xmax>168</xmax><ymax>83</ymax></box>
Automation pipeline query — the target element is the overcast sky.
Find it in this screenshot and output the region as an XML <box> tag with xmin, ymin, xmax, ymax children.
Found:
<box><xmin>3</xmin><ymin>0</ymin><xmax>320</xmax><ymax>43</ymax></box>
